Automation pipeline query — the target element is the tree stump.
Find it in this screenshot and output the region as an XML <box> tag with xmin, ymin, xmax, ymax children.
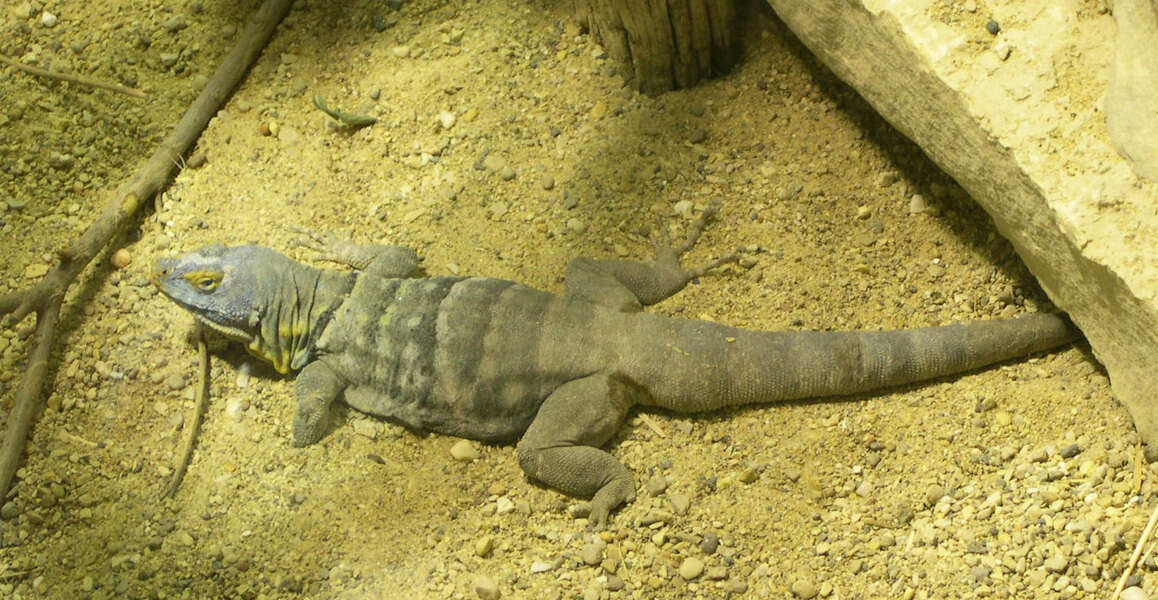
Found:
<box><xmin>574</xmin><ymin>0</ymin><xmax>736</xmax><ymax>95</ymax></box>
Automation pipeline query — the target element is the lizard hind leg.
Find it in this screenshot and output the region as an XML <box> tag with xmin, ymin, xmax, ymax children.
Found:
<box><xmin>289</xmin><ymin>226</ymin><xmax>421</xmax><ymax>279</ymax></box>
<box><xmin>563</xmin><ymin>205</ymin><xmax>739</xmax><ymax>311</ymax></box>
<box><xmin>516</xmin><ymin>373</ymin><xmax>636</xmax><ymax>529</ymax></box>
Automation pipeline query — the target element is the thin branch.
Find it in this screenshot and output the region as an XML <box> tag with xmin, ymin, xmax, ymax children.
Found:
<box><xmin>0</xmin><ymin>54</ymin><xmax>147</xmax><ymax>99</ymax></box>
<box><xmin>0</xmin><ymin>0</ymin><xmax>295</xmax><ymax>501</ymax></box>
<box><xmin>164</xmin><ymin>329</ymin><xmax>210</xmax><ymax>498</ymax></box>
<box><xmin>1112</xmin><ymin>498</ymin><xmax>1158</xmax><ymax>600</ymax></box>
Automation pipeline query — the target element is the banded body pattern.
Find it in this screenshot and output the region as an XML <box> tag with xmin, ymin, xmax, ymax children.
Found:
<box><xmin>315</xmin><ymin>274</ymin><xmax>615</xmax><ymax>440</ymax></box>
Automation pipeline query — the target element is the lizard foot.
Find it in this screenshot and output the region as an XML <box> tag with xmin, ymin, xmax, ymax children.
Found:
<box><xmin>649</xmin><ymin>205</ymin><xmax>739</xmax><ymax>284</ymax></box>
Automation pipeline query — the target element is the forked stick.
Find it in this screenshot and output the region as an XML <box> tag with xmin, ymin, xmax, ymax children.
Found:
<box><xmin>0</xmin><ymin>0</ymin><xmax>295</xmax><ymax>501</ymax></box>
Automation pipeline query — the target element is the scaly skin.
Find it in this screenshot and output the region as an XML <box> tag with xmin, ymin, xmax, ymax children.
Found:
<box><xmin>153</xmin><ymin>214</ymin><xmax>1080</xmax><ymax>528</ymax></box>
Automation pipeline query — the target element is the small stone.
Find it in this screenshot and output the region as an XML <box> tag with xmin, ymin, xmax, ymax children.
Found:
<box><xmin>1043</xmin><ymin>555</ymin><xmax>1069</xmax><ymax>573</ymax></box>
<box><xmin>500</xmin><ymin>166</ymin><xmax>516</xmax><ymax>181</ymax></box>
<box><xmin>160</xmin><ymin>53</ymin><xmax>180</xmax><ymax>68</ymax></box>
<box><xmin>40</xmin><ymin>11</ymin><xmax>57</xmax><ymax>27</ymax></box>
<box><xmin>391</xmin><ymin>45</ymin><xmax>411</xmax><ymax>58</ymax></box>
<box><xmin>163</xmin><ymin>16</ymin><xmax>188</xmax><ymax>32</ymax></box>
<box><xmin>986</xmin><ymin>20</ymin><xmax>1000</xmax><ymax>35</ymax></box>
<box><xmin>1029</xmin><ymin>447</ymin><xmax>1049</xmax><ymax>463</ymax></box>
<box><xmin>690</xmin><ymin>129</ymin><xmax>708</xmax><ymax>144</ymax></box>
<box><xmin>791</xmin><ymin>579</ymin><xmax>819</xmax><ymax>599</ymax></box>
<box><xmin>924</xmin><ymin>484</ymin><xmax>946</xmax><ymax>506</ymax></box>
<box><xmin>24</xmin><ymin>263</ymin><xmax>50</xmax><ymax>279</ymax></box>
<box><xmin>605</xmin><ymin>575</ymin><xmax>624</xmax><ymax>591</ymax></box>
<box><xmin>855</xmin><ymin>205</ymin><xmax>872</xmax><ymax>220</ymax></box>
<box><xmin>0</xmin><ymin>502</ymin><xmax>19</xmax><ymax>520</ymax></box>
<box><xmin>216</xmin><ymin>396</ymin><xmax>244</xmax><ymax>422</ymax></box>
<box><xmin>1121</xmin><ymin>587</ymin><xmax>1149</xmax><ymax>600</ymax></box>
<box><xmin>668</xmin><ymin>493</ymin><xmax>691</xmax><ymax>514</ymax></box>
<box><xmin>482</xmin><ymin>154</ymin><xmax>506</xmax><ymax>172</ymax></box>
<box><xmin>590</xmin><ymin>101</ymin><xmax>608</xmax><ymax>120</ymax></box>
<box><xmin>540</xmin><ymin>175</ymin><xmax>555</xmax><ymax>191</ymax></box>
<box><xmin>580</xmin><ymin>542</ymin><xmax>603</xmax><ymax>565</ymax></box>
<box><xmin>1059</xmin><ymin>444</ymin><xmax>1081</xmax><ymax>459</ymax></box>
<box><xmin>678</xmin><ymin>557</ymin><xmax>704</xmax><ymax>580</ymax></box>
<box><xmin>165</xmin><ymin>373</ymin><xmax>185</xmax><ymax>391</ymax></box>
<box><xmin>438</xmin><ymin>111</ymin><xmax>456</xmax><ymax>130</ymax></box>
<box><xmin>475</xmin><ymin>536</ymin><xmax>495</xmax><ymax>558</ymax></box>
<box><xmin>350</xmin><ymin>419</ymin><xmax>377</xmax><ymax>438</ymax></box>
<box><xmin>995</xmin><ymin>43</ymin><xmax>1012</xmax><ymax>61</ymax></box>
<box><xmin>699</xmin><ymin>532</ymin><xmax>719</xmax><ymax>554</ymax></box>
<box><xmin>908</xmin><ymin>193</ymin><xmax>929</xmax><ymax>215</ymax></box>
<box><xmin>530</xmin><ymin>560</ymin><xmax>553</xmax><ymax>573</ymax></box>
<box><xmin>450</xmin><ymin>439</ymin><xmax>480</xmax><ymax>461</ymax></box>
<box><xmin>738</xmin><ymin>467</ymin><xmax>758</xmax><ymax>484</ymax></box>
<box><xmin>474</xmin><ymin>575</ymin><xmax>501</xmax><ymax>600</ymax></box>
<box><xmin>705</xmin><ymin>566</ymin><xmax>728</xmax><ymax>580</ymax></box>
<box><xmin>494</xmin><ymin>496</ymin><xmax>515</xmax><ymax>515</ymax></box>
<box><xmin>876</xmin><ymin>171</ymin><xmax>899</xmax><ymax>187</ymax></box>
<box><xmin>646</xmin><ymin>473</ymin><xmax>668</xmax><ymax>496</ymax></box>
<box><xmin>855</xmin><ymin>480</ymin><xmax>873</xmax><ymax>497</ymax></box>
<box><xmin>566</xmin><ymin>218</ymin><xmax>587</xmax><ymax>234</ymax></box>
<box><xmin>110</xmin><ymin>249</ymin><xmax>132</xmax><ymax>269</ymax></box>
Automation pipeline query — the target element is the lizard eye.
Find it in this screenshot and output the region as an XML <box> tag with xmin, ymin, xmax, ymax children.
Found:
<box><xmin>184</xmin><ymin>271</ymin><xmax>223</xmax><ymax>293</ymax></box>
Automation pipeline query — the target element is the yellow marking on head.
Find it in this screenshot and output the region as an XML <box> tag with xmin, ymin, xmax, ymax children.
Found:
<box><xmin>182</xmin><ymin>270</ymin><xmax>224</xmax><ymax>293</ymax></box>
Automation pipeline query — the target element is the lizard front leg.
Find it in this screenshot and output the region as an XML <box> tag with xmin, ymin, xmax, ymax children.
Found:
<box><xmin>564</xmin><ymin>206</ymin><xmax>738</xmax><ymax>312</ymax></box>
<box><xmin>291</xmin><ymin>360</ymin><xmax>347</xmax><ymax>446</ymax></box>
<box><xmin>516</xmin><ymin>373</ymin><xmax>636</xmax><ymax>529</ymax></box>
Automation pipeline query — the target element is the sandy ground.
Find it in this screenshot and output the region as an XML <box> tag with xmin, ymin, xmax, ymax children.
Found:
<box><xmin>0</xmin><ymin>1</ymin><xmax>1154</xmax><ymax>599</ymax></box>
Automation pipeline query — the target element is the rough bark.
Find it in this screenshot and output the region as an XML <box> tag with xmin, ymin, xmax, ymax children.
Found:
<box><xmin>574</xmin><ymin>0</ymin><xmax>736</xmax><ymax>94</ymax></box>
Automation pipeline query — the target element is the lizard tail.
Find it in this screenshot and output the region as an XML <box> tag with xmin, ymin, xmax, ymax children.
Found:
<box><xmin>628</xmin><ymin>312</ymin><xmax>1080</xmax><ymax>413</ymax></box>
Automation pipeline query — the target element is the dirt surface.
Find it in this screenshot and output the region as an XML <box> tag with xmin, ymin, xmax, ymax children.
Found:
<box><xmin>0</xmin><ymin>1</ymin><xmax>1153</xmax><ymax>599</ymax></box>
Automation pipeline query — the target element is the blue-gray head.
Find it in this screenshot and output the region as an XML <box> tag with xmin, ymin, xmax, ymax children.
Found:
<box><xmin>152</xmin><ymin>244</ymin><xmax>313</xmax><ymax>373</ymax></box>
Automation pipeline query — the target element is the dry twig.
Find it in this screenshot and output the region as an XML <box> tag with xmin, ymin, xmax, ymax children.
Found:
<box><xmin>1112</xmin><ymin>499</ymin><xmax>1158</xmax><ymax>600</ymax></box>
<box><xmin>0</xmin><ymin>0</ymin><xmax>295</xmax><ymax>501</ymax></box>
<box><xmin>164</xmin><ymin>328</ymin><xmax>210</xmax><ymax>498</ymax></box>
<box><xmin>0</xmin><ymin>53</ymin><xmax>147</xmax><ymax>99</ymax></box>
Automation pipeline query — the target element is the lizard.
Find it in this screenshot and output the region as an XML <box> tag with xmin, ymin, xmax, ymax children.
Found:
<box><xmin>151</xmin><ymin>209</ymin><xmax>1080</xmax><ymax>527</ymax></box>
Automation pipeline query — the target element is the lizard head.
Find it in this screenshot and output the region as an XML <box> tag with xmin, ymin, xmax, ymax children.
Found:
<box><xmin>153</xmin><ymin>244</ymin><xmax>315</xmax><ymax>373</ymax></box>
<box><xmin>152</xmin><ymin>244</ymin><xmax>282</xmax><ymax>343</ymax></box>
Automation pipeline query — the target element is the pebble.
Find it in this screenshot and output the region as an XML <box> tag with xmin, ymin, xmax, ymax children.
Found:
<box><xmin>924</xmin><ymin>484</ymin><xmax>946</xmax><ymax>506</ymax></box>
<box><xmin>450</xmin><ymin>439</ymin><xmax>480</xmax><ymax>461</ymax></box>
<box><xmin>668</xmin><ymin>493</ymin><xmax>691</xmax><ymax>514</ymax></box>
<box><xmin>791</xmin><ymin>579</ymin><xmax>819</xmax><ymax>599</ymax></box>
<box><xmin>1122</xmin><ymin>587</ymin><xmax>1149</xmax><ymax>600</ymax></box>
<box><xmin>163</xmin><ymin>16</ymin><xmax>187</xmax><ymax>32</ymax></box>
<box><xmin>110</xmin><ymin>249</ymin><xmax>132</xmax><ymax>269</ymax></box>
<box><xmin>530</xmin><ymin>560</ymin><xmax>554</xmax><ymax>573</ymax></box>
<box><xmin>1059</xmin><ymin>444</ymin><xmax>1081</xmax><ymax>458</ymax></box>
<box><xmin>40</xmin><ymin>11</ymin><xmax>57</xmax><ymax>27</ymax></box>
<box><xmin>391</xmin><ymin>45</ymin><xmax>411</xmax><ymax>58</ymax></box>
<box><xmin>1</xmin><ymin>502</ymin><xmax>19</xmax><ymax>520</ymax></box>
<box><xmin>678</xmin><ymin>557</ymin><xmax>704</xmax><ymax>580</ymax></box>
<box><xmin>438</xmin><ymin>111</ymin><xmax>456</xmax><ymax>129</ymax></box>
<box><xmin>24</xmin><ymin>263</ymin><xmax>50</xmax><ymax>279</ymax></box>
<box><xmin>690</xmin><ymin>129</ymin><xmax>708</xmax><ymax>144</ymax></box>
<box><xmin>500</xmin><ymin>166</ymin><xmax>516</xmax><ymax>181</ymax></box>
<box><xmin>580</xmin><ymin>542</ymin><xmax>603</xmax><ymax>565</ymax></box>
<box><xmin>646</xmin><ymin>473</ymin><xmax>668</xmax><ymax>495</ymax></box>
<box><xmin>540</xmin><ymin>175</ymin><xmax>555</xmax><ymax>191</ymax></box>
<box><xmin>908</xmin><ymin>193</ymin><xmax>930</xmax><ymax>215</ymax></box>
<box><xmin>699</xmin><ymin>531</ymin><xmax>719</xmax><ymax>554</ymax></box>
<box><xmin>475</xmin><ymin>536</ymin><xmax>495</xmax><ymax>558</ymax></box>
<box><xmin>986</xmin><ymin>20</ymin><xmax>1000</xmax><ymax>35</ymax></box>
<box><xmin>1043</xmin><ymin>555</ymin><xmax>1069</xmax><ymax>573</ymax></box>
<box><xmin>165</xmin><ymin>373</ymin><xmax>185</xmax><ymax>391</ymax></box>
<box><xmin>474</xmin><ymin>575</ymin><xmax>501</xmax><ymax>600</ymax></box>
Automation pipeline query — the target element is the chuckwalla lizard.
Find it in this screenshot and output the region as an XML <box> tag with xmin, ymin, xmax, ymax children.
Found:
<box><xmin>152</xmin><ymin>210</ymin><xmax>1079</xmax><ymax>527</ymax></box>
